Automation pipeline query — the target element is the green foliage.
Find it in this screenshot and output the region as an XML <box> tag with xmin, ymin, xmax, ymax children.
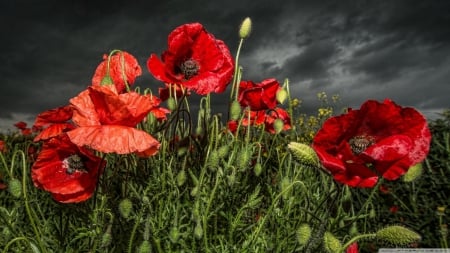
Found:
<box><xmin>1</xmin><ymin>107</ymin><xmax>449</xmax><ymax>252</ymax></box>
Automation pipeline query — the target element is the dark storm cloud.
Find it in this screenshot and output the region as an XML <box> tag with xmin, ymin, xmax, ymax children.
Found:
<box><xmin>0</xmin><ymin>0</ymin><xmax>449</xmax><ymax>131</ymax></box>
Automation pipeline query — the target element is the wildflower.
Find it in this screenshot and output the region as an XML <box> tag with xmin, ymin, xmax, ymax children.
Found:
<box><xmin>0</xmin><ymin>139</ymin><xmax>6</xmax><ymax>153</ymax></box>
<box><xmin>312</xmin><ymin>99</ymin><xmax>431</xmax><ymax>188</ymax></box>
<box><xmin>264</xmin><ymin>107</ymin><xmax>291</xmax><ymax>134</ymax></box>
<box><xmin>147</xmin><ymin>23</ymin><xmax>234</xmax><ymax>95</ymax></box>
<box><xmin>238</xmin><ymin>78</ymin><xmax>281</xmax><ymax>111</ymax></box>
<box><xmin>31</xmin><ymin>134</ymin><xmax>106</xmax><ymax>203</ymax></box>
<box><xmin>346</xmin><ymin>242</ymin><xmax>359</xmax><ymax>253</ymax></box>
<box><xmin>33</xmin><ymin>105</ymin><xmax>75</xmax><ymax>142</ymax></box>
<box><xmin>92</xmin><ymin>51</ymin><xmax>142</xmax><ymax>93</ymax></box>
<box><xmin>67</xmin><ymin>85</ymin><xmax>161</xmax><ymax>156</ymax></box>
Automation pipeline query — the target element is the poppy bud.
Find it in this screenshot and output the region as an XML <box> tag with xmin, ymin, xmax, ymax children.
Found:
<box><xmin>194</xmin><ymin>221</ymin><xmax>203</xmax><ymax>239</ymax></box>
<box><xmin>253</xmin><ymin>163</ymin><xmax>263</xmax><ymax>176</ymax></box>
<box><xmin>276</xmin><ymin>89</ymin><xmax>288</xmax><ymax>104</ymax></box>
<box><xmin>8</xmin><ymin>178</ymin><xmax>22</xmax><ymax>198</ymax></box>
<box><xmin>323</xmin><ymin>231</ymin><xmax>342</xmax><ymax>253</ymax></box>
<box><xmin>273</xmin><ymin>119</ymin><xmax>284</xmax><ymax>134</ymax></box>
<box><xmin>288</xmin><ymin>142</ymin><xmax>319</xmax><ymax>167</ymax></box>
<box><xmin>230</xmin><ymin>100</ymin><xmax>242</xmax><ymax>120</ymax></box>
<box><xmin>237</xmin><ymin>147</ymin><xmax>251</xmax><ymax>171</ymax></box>
<box><xmin>376</xmin><ymin>225</ymin><xmax>421</xmax><ymax>246</ymax></box>
<box><xmin>100</xmin><ymin>75</ymin><xmax>114</xmax><ymax>86</ymax></box>
<box><xmin>349</xmin><ymin>222</ymin><xmax>359</xmax><ymax>236</ymax></box>
<box><xmin>208</xmin><ymin>150</ymin><xmax>220</xmax><ymax>168</ymax></box>
<box><xmin>101</xmin><ymin>224</ymin><xmax>113</xmax><ymax>248</ymax></box>
<box><xmin>280</xmin><ymin>177</ymin><xmax>292</xmax><ymax>200</ymax></box>
<box><xmin>403</xmin><ymin>163</ymin><xmax>423</xmax><ymax>182</ymax></box>
<box><xmin>137</xmin><ymin>240</ymin><xmax>151</xmax><ymax>253</ymax></box>
<box><xmin>176</xmin><ymin>170</ymin><xmax>187</xmax><ymax>186</ymax></box>
<box><xmin>169</xmin><ymin>227</ymin><xmax>180</xmax><ymax>243</ymax></box>
<box><xmin>239</xmin><ymin>17</ymin><xmax>252</xmax><ymax>39</ymax></box>
<box><xmin>118</xmin><ymin>198</ymin><xmax>133</xmax><ymax>219</ymax></box>
<box><xmin>166</xmin><ymin>97</ymin><xmax>177</xmax><ymax>111</ymax></box>
<box><xmin>217</xmin><ymin>145</ymin><xmax>230</xmax><ymax>158</ymax></box>
<box><xmin>296</xmin><ymin>223</ymin><xmax>312</xmax><ymax>247</ymax></box>
<box><xmin>190</xmin><ymin>186</ymin><xmax>199</xmax><ymax>197</ymax></box>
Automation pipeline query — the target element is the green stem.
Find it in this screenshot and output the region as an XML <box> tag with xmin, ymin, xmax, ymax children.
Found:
<box><xmin>19</xmin><ymin>150</ymin><xmax>46</xmax><ymax>253</ymax></box>
<box><xmin>340</xmin><ymin>233</ymin><xmax>376</xmax><ymax>251</ymax></box>
<box><xmin>230</xmin><ymin>38</ymin><xmax>244</xmax><ymax>102</ymax></box>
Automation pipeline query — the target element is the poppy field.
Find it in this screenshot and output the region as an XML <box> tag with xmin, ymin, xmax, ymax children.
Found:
<box><xmin>1</xmin><ymin>18</ymin><xmax>449</xmax><ymax>253</ymax></box>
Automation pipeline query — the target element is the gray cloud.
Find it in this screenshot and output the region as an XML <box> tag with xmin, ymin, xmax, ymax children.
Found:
<box><xmin>0</xmin><ymin>0</ymin><xmax>449</xmax><ymax>131</ymax></box>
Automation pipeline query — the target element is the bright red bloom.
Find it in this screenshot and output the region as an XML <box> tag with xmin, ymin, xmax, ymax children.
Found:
<box><xmin>0</xmin><ymin>140</ymin><xmax>6</xmax><ymax>153</ymax></box>
<box><xmin>227</xmin><ymin>110</ymin><xmax>266</xmax><ymax>133</ymax></box>
<box><xmin>92</xmin><ymin>51</ymin><xmax>142</xmax><ymax>93</ymax></box>
<box><xmin>346</xmin><ymin>242</ymin><xmax>359</xmax><ymax>253</ymax></box>
<box><xmin>147</xmin><ymin>95</ymin><xmax>171</xmax><ymax>121</ymax></box>
<box><xmin>264</xmin><ymin>108</ymin><xmax>291</xmax><ymax>134</ymax></box>
<box><xmin>33</xmin><ymin>105</ymin><xmax>75</xmax><ymax>142</ymax></box>
<box><xmin>31</xmin><ymin>134</ymin><xmax>106</xmax><ymax>203</ymax></box>
<box><xmin>147</xmin><ymin>23</ymin><xmax>234</xmax><ymax>95</ymax></box>
<box><xmin>67</xmin><ymin>85</ymin><xmax>161</xmax><ymax>156</ymax></box>
<box><xmin>312</xmin><ymin>99</ymin><xmax>431</xmax><ymax>188</ymax></box>
<box><xmin>238</xmin><ymin>79</ymin><xmax>281</xmax><ymax>111</ymax></box>
<box><xmin>390</xmin><ymin>205</ymin><xmax>399</xmax><ymax>213</ymax></box>
<box><xmin>14</xmin><ymin>121</ymin><xmax>27</xmax><ymax>130</ymax></box>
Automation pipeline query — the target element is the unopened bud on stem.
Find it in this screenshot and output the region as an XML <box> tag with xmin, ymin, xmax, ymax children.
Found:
<box><xmin>239</xmin><ymin>17</ymin><xmax>252</xmax><ymax>39</ymax></box>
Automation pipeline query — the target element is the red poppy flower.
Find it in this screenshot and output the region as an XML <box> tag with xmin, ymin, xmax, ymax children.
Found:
<box><xmin>92</xmin><ymin>51</ymin><xmax>142</xmax><ymax>93</ymax></box>
<box><xmin>33</xmin><ymin>105</ymin><xmax>75</xmax><ymax>142</ymax></box>
<box><xmin>31</xmin><ymin>134</ymin><xmax>106</xmax><ymax>203</ymax></box>
<box><xmin>238</xmin><ymin>79</ymin><xmax>281</xmax><ymax>111</ymax></box>
<box><xmin>346</xmin><ymin>242</ymin><xmax>359</xmax><ymax>253</ymax></box>
<box><xmin>67</xmin><ymin>85</ymin><xmax>160</xmax><ymax>156</ymax></box>
<box><xmin>227</xmin><ymin>110</ymin><xmax>266</xmax><ymax>133</ymax></box>
<box><xmin>147</xmin><ymin>95</ymin><xmax>171</xmax><ymax>121</ymax></box>
<box><xmin>264</xmin><ymin>107</ymin><xmax>291</xmax><ymax>134</ymax></box>
<box><xmin>0</xmin><ymin>140</ymin><xmax>6</xmax><ymax>153</ymax></box>
<box><xmin>14</xmin><ymin>121</ymin><xmax>27</xmax><ymax>130</ymax></box>
<box><xmin>312</xmin><ymin>99</ymin><xmax>431</xmax><ymax>188</ymax></box>
<box><xmin>390</xmin><ymin>205</ymin><xmax>399</xmax><ymax>214</ymax></box>
<box><xmin>147</xmin><ymin>23</ymin><xmax>234</xmax><ymax>95</ymax></box>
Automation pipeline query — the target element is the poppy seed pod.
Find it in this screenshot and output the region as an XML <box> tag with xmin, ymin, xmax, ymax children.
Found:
<box><xmin>376</xmin><ymin>225</ymin><xmax>421</xmax><ymax>246</ymax></box>
<box><xmin>239</xmin><ymin>17</ymin><xmax>252</xmax><ymax>39</ymax></box>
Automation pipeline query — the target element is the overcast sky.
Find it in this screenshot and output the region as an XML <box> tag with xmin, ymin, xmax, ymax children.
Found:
<box><xmin>1</xmin><ymin>0</ymin><xmax>449</xmax><ymax>132</ymax></box>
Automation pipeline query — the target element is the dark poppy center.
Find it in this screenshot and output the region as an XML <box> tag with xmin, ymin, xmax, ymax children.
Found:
<box><xmin>179</xmin><ymin>59</ymin><xmax>199</xmax><ymax>80</ymax></box>
<box><xmin>63</xmin><ymin>154</ymin><xmax>87</xmax><ymax>174</ymax></box>
<box><xmin>349</xmin><ymin>135</ymin><xmax>375</xmax><ymax>155</ymax></box>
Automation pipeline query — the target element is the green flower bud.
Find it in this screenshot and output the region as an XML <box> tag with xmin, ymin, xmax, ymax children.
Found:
<box><xmin>369</xmin><ymin>208</ymin><xmax>376</xmax><ymax>219</ymax></box>
<box><xmin>237</xmin><ymin>147</ymin><xmax>251</xmax><ymax>171</ymax></box>
<box><xmin>217</xmin><ymin>145</ymin><xmax>230</xmax><ymax>159</ymax></box>
<box><xmin>190</xmin><ymin>186</ymin><xmax>199</xmax><ymax>197</ymax></box>
<box><xmin>166</xmin><ymin>97</ymin><xmax>177</xmax><ymax>111</ymax></box>
<box><xmin>137</xmin><ymin>240</ymin><xmax>151</xmax><ymax>253</ymax></box>
<box><xmin>296</xmin><ymin>223</ymin><xmax>312</xmax><ymax>247</ymax></box>
<box><xmin>8</xmin><ymin>178</ymin><xmax>22</xmax><ymax>198</ymax></box>
<box><xmin>169</xmin><ymin>227</ymin><xmax>180</xmax><ymax>243</ymax></box>
<box><xmin>100</xmin><ymin>75</ymin><xmax>114</xmax><ymax>86</ymax></box>
<box><xmin>194</xmin><ymin>221</ymin><xmax>203</xmax><ymax>240</ymax></box>
<box><xmin>253</xmin><ymin>163</ymin><xmax>263</xmax><ymax>176</ymax></box>
<box><xmin>376</xmin><ymin>225</ymin><xmax>421</xmax><ymax>246</ymax></box>
<box><xmin>208</xmin><ymin>150</ymin><xmax>220</xmax><ymax>168</ymax></box>
<box><xmin>239</xmin><ymin>17</ymin><xmax>252</xmax><ymax>39</ymax></box>
<box><xmin>403</xmin><ymin>163</ymin><xmax>423</xmax><ymax>182</ymax></box>
<box><xmin>281</xmin><ymin>177</ymin><xmax>291</xmax><ymax>200</ymax></box>
<box><xmin>230</xmin><ymin>100</ymin><xmax>242</xmax><ymax>120</ymax></box>
<box><xmin>273</xmin><ymin>119</ymin><xmax>285</xmax><ymax>134</ymax></box>
<box><xmin>176</xmin><ymin>170</ymin><xmax>187</xmax><ymax>186</ymax></box>
<box><xmin>288</xmin><ymin>142</ymin><xmax>320</xmax><ymax>167</ymax></box>
<box><xmin>276</xmin><ymin>89</ymin><xmax>288</xmax><ymax>104</ymax></box>
<box><xmin>323</xmin><ymin>231</ymin><xmax>342</xmax><ymax>253</ymax></box>
<box><xmin>101</xmin><ymin>225</ymin><xmax>112</xmax><ymax>248</ymax></box>
<box><xmin>118</xmin><ymin>198</ymin><xmax>133</xmax><ymax>219</ymax></box>
<box><xmin>349</xmin><ymin>222</ymin><xmax>359</xmax><ymax>236</ymax></box>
